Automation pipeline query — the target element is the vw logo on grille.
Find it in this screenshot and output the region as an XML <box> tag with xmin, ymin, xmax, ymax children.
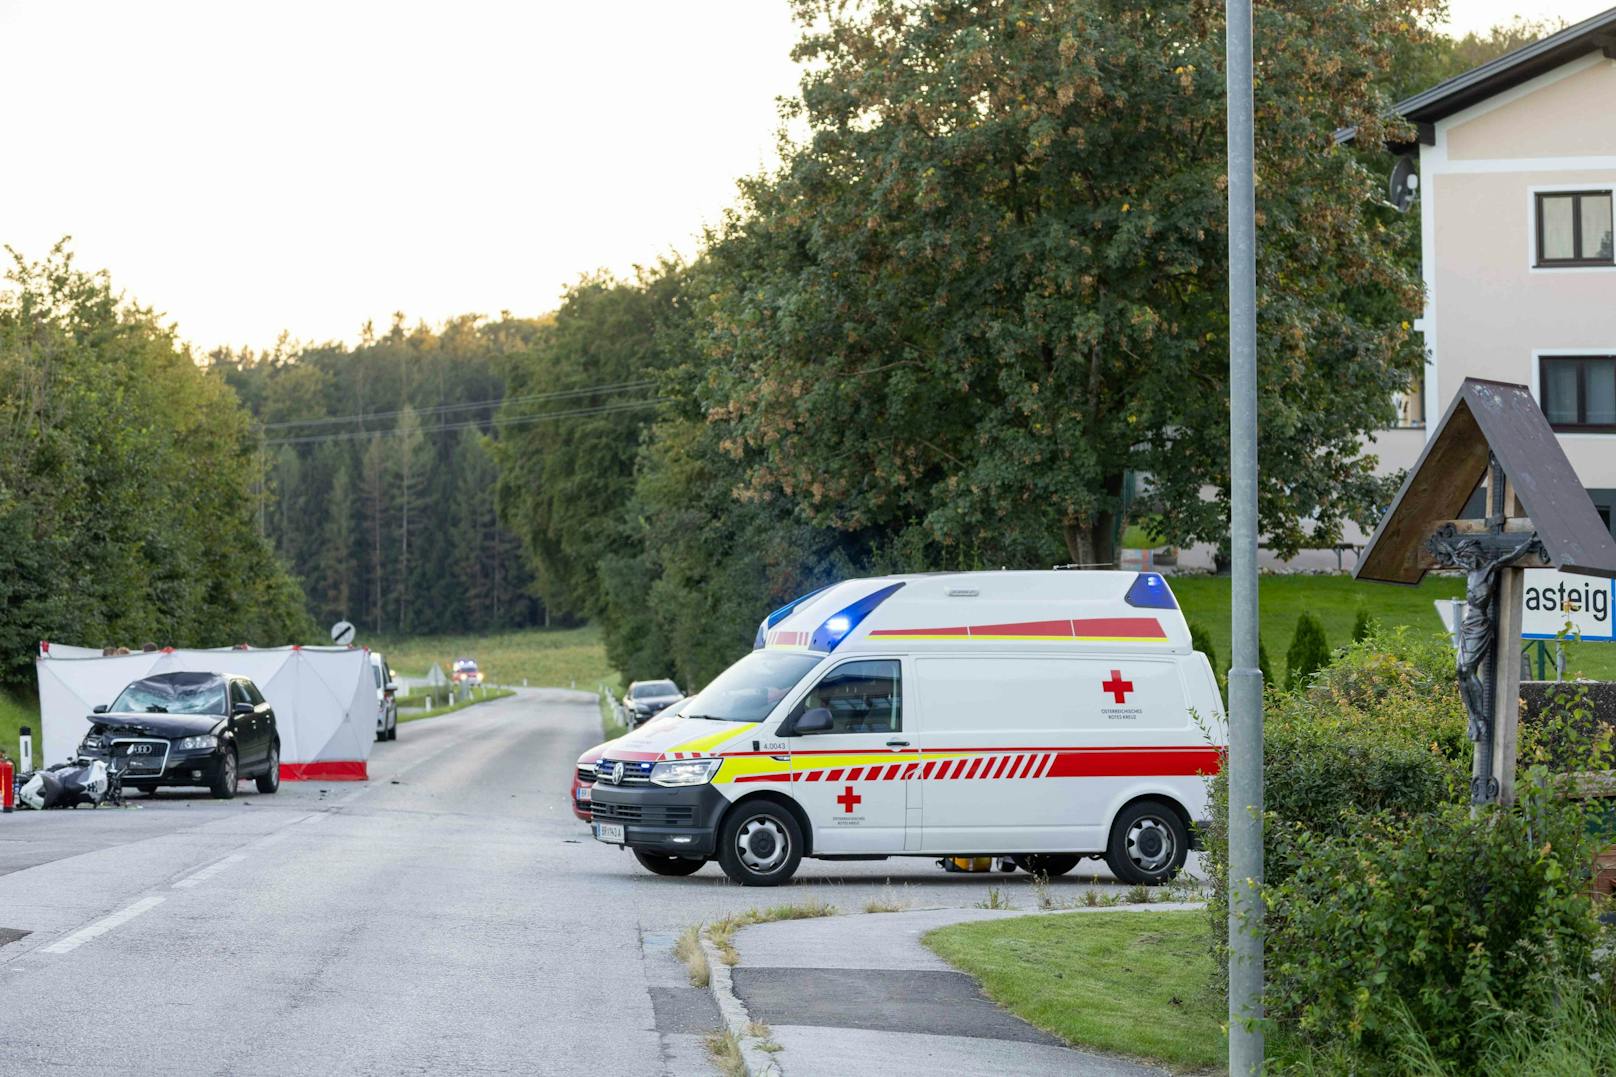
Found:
<box><xmin>609</xmin><ymin>761</ymin><xmax>625</xmax><ymax>785</ymax></box>
<box><xmin>128</xmin><ymin>744</ymin><xmax>154</xmax><ymax>755</ymax></box>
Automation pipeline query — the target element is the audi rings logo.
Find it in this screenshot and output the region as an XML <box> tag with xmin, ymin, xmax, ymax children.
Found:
<box><xmin>609</xmin><ymin>761</ymin><xmax>625</xmax><ymax>785</ymax></box>
<box><xmin>128</xmin><ymin>744</ymin><xmax>154</xmax><ymax>755</ymax></box>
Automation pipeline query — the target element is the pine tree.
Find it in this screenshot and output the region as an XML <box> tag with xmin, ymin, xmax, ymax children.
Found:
<box><xmin>316</xmin><ymin>452</ymin><xmax>358</xmax><ymax>624</ymax></box>
<box><xmin>360</xmin><ymin>434</ymin><xmax>389</xmax><ymax>632</ymax></box>
<box><xmin>1286</xmin><ymin>613</ymin><xmax>1331</xmax><ymax>691</ymax></box>
<box><xmin>392</xmin><ymin>403</ymin><xmax>430</xmax><ymax>632</ymax></box>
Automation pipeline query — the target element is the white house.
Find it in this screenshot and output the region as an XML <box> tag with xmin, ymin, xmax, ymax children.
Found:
<box><xmin>1376</xmin><ymin>8</ymin><xmax>1616</xmax><ymax>534</ymax></box>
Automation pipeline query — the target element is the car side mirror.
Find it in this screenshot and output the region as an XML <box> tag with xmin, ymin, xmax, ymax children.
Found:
<box><xmin>93</xmin><ymin>704</ymin><xmax>108</xmax><ymax>714</ymax></box>
<box><xmin>794</xmin><ymin>708</ymin><xmax>833</xmax><ymax>735</ymax></box>
<box><xmin>233</xmin><ymin>701</ymin><xmax>255</xmax><ymax>716</ymax></box>
<box><xmin>385</xmin><ymin>681</ymin><xmax>399</xmax><ymax>694</ymax></box>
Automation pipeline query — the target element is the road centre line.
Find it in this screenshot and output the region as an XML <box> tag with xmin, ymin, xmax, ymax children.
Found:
<box><xmin>41</xmin><ymin>896</ymin><xmax>165</xmax><ymax>954</ymax></box>
<box><xmin>172</xmin><ymin>854</ymin><xmax>247</xmax><ymax>889</ymax></box>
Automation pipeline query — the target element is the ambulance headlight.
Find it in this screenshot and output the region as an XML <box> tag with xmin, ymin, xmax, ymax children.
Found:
<box><xmin>649</xmin><ymin>758</ymin><xmax>723</xmax><ymax>787</ymax></box>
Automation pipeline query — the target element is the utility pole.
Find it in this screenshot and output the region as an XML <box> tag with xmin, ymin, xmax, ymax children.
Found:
<box><xmin>1225</xmin><ymin>0</ymin><xmax>1264</xmax><ymax>1071</ymax></box>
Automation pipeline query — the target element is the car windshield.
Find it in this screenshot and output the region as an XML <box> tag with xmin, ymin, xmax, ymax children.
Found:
<box><xmin>454</xmin><ymin>660</ymin><xmax>477</xmax><ymax>671</ymax></box>
<box><xmin>681</xmin><ymin>651</ymin><xmax>821</xmax><ymax>723</ymax></box>
<box><xmin>110</xmin><ymin>675</ymin><xmax>227</xmax><ymax>716</ymax></box>
<box><xmin>631</xmin><ymin>680</ymin><xmax>678</xmax><ymax>699</ymax></box>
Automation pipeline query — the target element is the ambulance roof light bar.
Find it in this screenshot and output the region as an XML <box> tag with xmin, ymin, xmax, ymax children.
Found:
<box><xmin>808</xmin><ymin>582</ymin><xmax>905</xmax><ymax>653</ymax></box>
<box><xmin>1125</xmin><ymin>572</ymin><xmax>1178</xmax><ymax>610</ymax></box>
<box><xmin>753</xmin><ymin>584</ymin><xmax>834</xmax><ymax>649</ymax></box>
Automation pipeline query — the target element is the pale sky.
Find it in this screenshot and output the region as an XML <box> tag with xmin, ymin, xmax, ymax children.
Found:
<box><xmin>1</xmin><ymin>1</ymin><xmax>1610</xmax><ymax>353</ymax></box>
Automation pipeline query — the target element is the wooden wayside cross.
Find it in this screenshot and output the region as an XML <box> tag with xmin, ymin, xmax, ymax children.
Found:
<box><xmin>1421</xmin><ymin>456</ymin><xmax>1549</xmax><ymax>805</ymax></box>
<box><xmin>1355</xmin><ymin>379</ymin><xmax>1616</xmax><ymax>809</ymax></box>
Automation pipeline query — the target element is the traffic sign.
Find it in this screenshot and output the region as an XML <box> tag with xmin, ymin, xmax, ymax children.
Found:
<box><xmin>330</xmin><ymin>620</ymin><xmax>356</xmax><ymax>646</ymax></box>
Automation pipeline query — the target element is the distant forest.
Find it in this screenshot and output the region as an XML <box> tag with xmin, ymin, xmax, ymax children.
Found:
<box><xmin>214</xmin><ymin>317</ymin><xmax>548</xmax><ymax>637</ymax></box>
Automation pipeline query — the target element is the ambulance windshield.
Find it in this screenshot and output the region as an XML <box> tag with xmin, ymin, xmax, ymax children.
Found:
<box><xmin>681</xmin><ymin>651</ymin><xmax>821</xmax><ymax>723</ymax></box>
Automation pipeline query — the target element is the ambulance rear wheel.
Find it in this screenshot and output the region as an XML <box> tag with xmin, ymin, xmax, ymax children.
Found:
<box><xmin>1104</xmin><ymin>800</ymin><xmax>1188</xmax><ymax>885</ymax></box>
<box><xmin>634</xmin><ymin>851</ymin><xmax>705</xmax><ymax>877</ymax></box>
<box><xmin>717</xmin><ymin>801</ymin><xmax>803</xmax><ymax>886</ymax></box>
<box><xmin>1012</xmin><ymin>854</ymin><xmax>1081</xmax><ymax>877</ymax></box>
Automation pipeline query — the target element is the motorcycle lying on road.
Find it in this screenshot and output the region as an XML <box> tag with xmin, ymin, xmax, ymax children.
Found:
<box><xmin>17</xmin><ymin>757</ymin><xmax>117</xmax><ymax>810</ymax></box>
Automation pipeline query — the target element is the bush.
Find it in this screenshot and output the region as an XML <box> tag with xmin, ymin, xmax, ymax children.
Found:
<box><xmin>1204</xmin><ymin>628</ymin><xmax>1472</xmax><ymax>993</ymax></box>
<box><xmin>1266</xmin><ymin>778</ymin><xmax>1610</xmax><ymax>1073</ymax></box>
<box><xmin>1285</xmin><ymin>612</ymin><xmax>1331</xmax><ymax>690</ymax></box>
<box><xmin>1188</xmin><ymin>622</ymin><xmax>1218</xmax><ymax>677</ymax></box>
<box><xmin>1351</xmin><ymin>607</ymin><xmax>1376</xmax><ymax>643</ymax></box>
<box><xmin>1258</xmin><ymin>639</ymin><xmax>1273</xmax><ymax>689</ymax></box>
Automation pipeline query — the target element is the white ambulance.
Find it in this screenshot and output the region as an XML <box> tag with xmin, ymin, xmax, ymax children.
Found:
<box><xmin>589</xmin><ymin>570</ymin><xmax>1225</xmax><ymax>887</ymax></box>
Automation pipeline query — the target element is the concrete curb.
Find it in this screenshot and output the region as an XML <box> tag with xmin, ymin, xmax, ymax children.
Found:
<box><xmin>701</xmin><ymin>934</ymin><xmax>782</xmax><ymax>1076</ymax></box>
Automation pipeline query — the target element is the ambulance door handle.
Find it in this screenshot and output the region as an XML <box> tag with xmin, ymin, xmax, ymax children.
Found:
<box><xmin>885</xmin><ymin>739</ymin><xmax>910</xmax><ymax>749</ymax></box>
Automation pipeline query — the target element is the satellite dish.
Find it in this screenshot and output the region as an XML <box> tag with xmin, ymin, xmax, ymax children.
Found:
<box><xmin>1388</xmin><ymin>154</ymin><xmax>1419</xmax><ymax>213</ymax></box>
<box><xmin>330</xmin><ymin>620</ymin><xmax>356</xmax><ymax>646</ymax></box>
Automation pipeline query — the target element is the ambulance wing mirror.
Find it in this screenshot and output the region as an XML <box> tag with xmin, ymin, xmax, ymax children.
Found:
<box><xmin>794</xmin><ymin>708</ymin><xmax>833</xmax><ymax>735</ymax></box>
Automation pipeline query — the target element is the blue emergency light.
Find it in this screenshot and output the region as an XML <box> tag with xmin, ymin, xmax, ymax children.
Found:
<box><xmin>808</xmin><ymin>582</ymin><xmax>906</xmax><ymax>652</ymax></box>
<box><xmin>1124</xmin><ymin>572</ymin><xmax>1177</xmax><ymax>610</ymax></box>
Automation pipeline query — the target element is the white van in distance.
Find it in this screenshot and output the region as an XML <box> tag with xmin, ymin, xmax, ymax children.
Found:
<box><xmin>589</xmin><ymin>570</ymin><xmax>1226</xmax><ymax>886</ymax></box>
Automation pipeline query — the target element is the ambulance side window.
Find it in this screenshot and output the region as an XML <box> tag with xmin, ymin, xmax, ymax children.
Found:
<box><xmin>787</xmin><ymin>660</ymin><xmax>901</xmax><ymax>735</ymax></box>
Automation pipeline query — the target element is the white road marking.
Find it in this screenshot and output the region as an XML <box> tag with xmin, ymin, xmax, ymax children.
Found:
<box><xmin>172</xmin><ymin>854</ymin><xmax>247</xmax><ymax>890</ymax></box>
<box><xmin>41</xmin><ymin>896</ymin><xmax>165</xmax><ymax>954</ymax></box>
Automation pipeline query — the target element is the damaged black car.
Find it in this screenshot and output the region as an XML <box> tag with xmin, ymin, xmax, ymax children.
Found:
<box><xmin>78</xmin><ymin>671</ymin><xmax>281</xmax><ymax>799</ymax></box>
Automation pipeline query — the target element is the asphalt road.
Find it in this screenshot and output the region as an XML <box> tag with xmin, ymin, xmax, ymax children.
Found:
<box><xmin>0</xmin><ymin>689</ymin><xmax>1180</xmax><ymax>1075</ymax></box>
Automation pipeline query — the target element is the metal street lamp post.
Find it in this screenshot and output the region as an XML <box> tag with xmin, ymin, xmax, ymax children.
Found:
<box><xmin>1225</xmin><ymin>0</ymin><xmax>1264</xmax><ymax>1072</ymax></box>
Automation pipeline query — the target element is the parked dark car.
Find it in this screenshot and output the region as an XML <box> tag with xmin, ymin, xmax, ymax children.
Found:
<box><xmin>78</xmin><ymin>671</ymin><xmax>280</xmax><ymax>799</ymax></box>
<box><xmin>623</xmin><ymin>679</ymin><xmax>683</xmax><ymax>727</ymax></box>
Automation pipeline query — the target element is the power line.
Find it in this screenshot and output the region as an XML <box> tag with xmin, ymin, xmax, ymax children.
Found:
<box><xmin>262</xmin><ymin>397</ymin><xmax>668</xmax><ymax>447</ymax></box>
<box><xmin>258</xmin><ymin>378</ymin><xmax>658</xmax><ymax>431</ymax></box>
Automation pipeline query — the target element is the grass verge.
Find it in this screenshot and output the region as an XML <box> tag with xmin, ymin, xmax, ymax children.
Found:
<box><xmin>398</xmin><ymin>688</ymin><xmax>515</xmax><ymax>724</ymax></box>
<box><xmin>674</xmin><ymin>923</ymin><xmax>710</xmax><ymax>988</ymax></box>
<box><xmin>924</xmin><ymin>910</ymin><xmax>1223</xmax><ymax>1071</ymax></box>
<box><xmin>370</xmin><ymin>624</ymin><xmax>619</xmax><ymax>691</ymax></box>
<box><xmin>600</xmin><ymin>689</ymin><xmax>628</xmax><ymax>742</ymax></box>
<box><xmin>0</xmin><ymin>689</ymin><xmax>41</xmax><ymax>770</ymax></box>
<box><xmin>706</xmin><ymin>899</ymin><xmax>839</xmax><ymax>965</ymax></box>
<box><xmin>703</xmin><ymin>1029</ymin><xmax>745</xmax><ymax>1077</ymax></box>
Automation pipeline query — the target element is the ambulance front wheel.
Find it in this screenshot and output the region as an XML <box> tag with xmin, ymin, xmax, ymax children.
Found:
<box><xmin>1104</xmin><ymin>800</ymin><xmax>1189</xmax><ymax>885</ymax></box>
<box><xmin>717</xmin><ymin>801</ymin><xmax>804</xmax><ymax>886</ymax></box>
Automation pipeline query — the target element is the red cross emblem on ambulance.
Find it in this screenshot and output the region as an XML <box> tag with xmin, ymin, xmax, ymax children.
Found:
<box><xmin>1102</xmin><ymin>669</ymin><xmax>1134</xmax><ymax>704</ymax></box>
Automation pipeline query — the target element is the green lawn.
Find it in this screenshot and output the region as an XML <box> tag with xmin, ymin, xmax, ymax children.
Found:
<box><xmin>368</xmin><ymin>625</ymin><xmax>619</xmax><ymax>692</ymax></box>
<box><xmin>0</xmin><ymin>689</ymin><xmax>41</xmax><ymax>770</ymax></box>
<box><xmin>925</xmin><ymin>910</ymin><xmax>1224</xmax><ymax>1071</ymax></box>
<box><xmin>1168</xmin><ymin>573</ymin><xmax>1616</xmax><ymax>683</ymax></box>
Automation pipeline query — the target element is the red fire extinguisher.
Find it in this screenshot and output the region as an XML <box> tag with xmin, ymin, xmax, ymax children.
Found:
<box><xmin>1</xmin><ymin>754</ymin><xmax>13</xmax><ymax>813</ymax></box>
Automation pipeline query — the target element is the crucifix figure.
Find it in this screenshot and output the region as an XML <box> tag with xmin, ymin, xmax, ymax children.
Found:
<box><xmin>1423</xmin><ymin>458</ymin><xmax>1546</xmax><ymax>806</ymax></box>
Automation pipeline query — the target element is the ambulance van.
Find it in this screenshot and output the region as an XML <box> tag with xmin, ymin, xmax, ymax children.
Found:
<box><xmin>588</xmin><ymin>570</ymin><xmax>1225</xmax><ymax>887</ymax></box>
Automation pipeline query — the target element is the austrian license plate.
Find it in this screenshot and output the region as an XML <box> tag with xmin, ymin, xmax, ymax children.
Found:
<box><xmin>594</xmin><ymin>822</ymin><xmax>624</xmax><ymax>843</ymax></box>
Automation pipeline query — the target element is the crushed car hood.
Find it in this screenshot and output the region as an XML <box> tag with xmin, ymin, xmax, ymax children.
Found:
<box><xmin>88</xmin><ymin>711</ymin><xmax>224</xmax><ymax>738</ymax></box>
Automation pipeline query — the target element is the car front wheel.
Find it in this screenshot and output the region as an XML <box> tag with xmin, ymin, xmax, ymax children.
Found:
<box><xmin>1012</xmin><ymin>854</ymin><xmax>1082</xmax><ymax>877</ymax></box>
<box><xmin>210</xmin><ymin>749</ymin><xmax>238</xmax><ymax>800</ymax></box>
<box><xmin>255</xmin><ymin>744</ymin><xmax>280</xmax><ymax>794</ymax></box>
<box><xmin>1103</xmin><ymin>800</ymin><xmax>1188</xmax><ymax>885</ymax></box>
<box><xmin>716</xmin><ymin>801</ymin><xmax>803</xmax><ymax>887</ymax></box>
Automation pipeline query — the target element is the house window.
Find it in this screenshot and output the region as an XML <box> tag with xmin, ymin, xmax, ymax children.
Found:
<box><xmin>1540</xmin><ymin>355</ymin><xmax>1616</xmax><ymax>431</ymax></box>
<box><xmin>1535</xmin><ymin>191</ymin><xmax>1614</xmax><ymax>266</ymax></box>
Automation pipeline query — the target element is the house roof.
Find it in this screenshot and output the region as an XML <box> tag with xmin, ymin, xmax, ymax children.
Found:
<box><xmin>1354</xmin><ymin>379</ymin><xmax>1616</xmax><ymax>585</ymax></box>
<box><xmin>1336</xmin><ymin>8</ymin><xmax>1616</xmax><ymax>146</ymax></box>
<box><xmin>1395</xmin><ymin>7</ymin><xmax>1616</xmax><ymax>127</ymax></box>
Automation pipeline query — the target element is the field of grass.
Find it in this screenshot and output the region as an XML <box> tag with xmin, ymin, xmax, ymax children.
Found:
<box><xmin>369</xmin><ymin>625</ymin><xmax>620</xmax><ymax>692</ymax></box>
<box><xmin>924</xmin><ymin>910</ymin><xmax>1223</xmax><ymax>1070</ymax></box>
<box><xmin>0</xmin><ymin>689</ymin><xmax>41</xmax><ymax>770</ymax></box>
<box><xmin>1168</xmin><ymin>573</ymin><xmax>1616</xmax><ymax>683</ymax></box>
<box><xmin>398</xmin><ymin>687</ymin><xmax>515</xmax><ymax>724</ymax></box>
